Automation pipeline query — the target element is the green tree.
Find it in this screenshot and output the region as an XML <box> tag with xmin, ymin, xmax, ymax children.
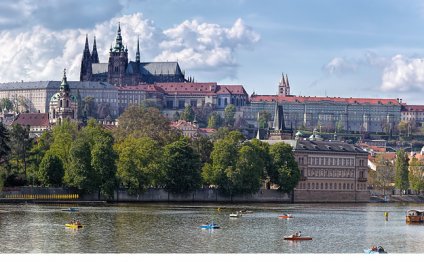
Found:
<box><xmin>269</xmin><ymin>142</ymin><xmax>300</xmax><ymax>194</ymax></box>
<box><xmin>0</xmin><ymin>98</ymin><xmax>13</xmax><ymax>112</ymax></box>
<box><xmin>114</xmin><ymin>105</ymin><xmax>180</xmax><ymax>145</ymax></box>
<box><xmin>38</xmin><ymin>152</ymin><xmax>64</xmax><ymax>187</ymax></box>
<box><xmin>49</xmin><ymin>119</ymin><xmax>79</xmax><ymax>173</ymax></box>
<box><xmin>64</xmin><ymin>137</ymin><xmax>93</xmax><ymax>191</ymax></box>
<box><xmin>409</xmin><ymin>157</ymin><xmax>424</xmax><ymax>194</ymax></box>
<box><xmin>91</xmin><ymin>137</ymin><xmax>117</xmax><ymax>199</ymax></box>
<box><xmin>180</xmin><ymin>105</ymin><xmax>195</xmax><ymax>122</ymax></box>
<box><xmin>208</xmin><ymin>112</ymin><xmax>223</xmax><ymax>128</ymax></box>
<box><xmin>27</xmin><ymin>131</ymin><xmax>53</xmax><ymax>185</ymax></box>
<box><xmin>191</xmin><ymin>136</ymin><xmax>213</xmax><ymax>165</ymax></box>
<box><xmin>202</xmin><ymin>131</ymin><xmax>243</xmax><ymax>195</ymax></box>
<box><xmin>0</xmin><ymin>122</ymin><xmax>10</xmax><ymax>163</ymax></box>
<box><xmin>224</xmin><ymin>104</ymin><xmax>236</xmax><ymax>127</ymax></box>
<box><xmin>161</xmin><ymin>137</ymin><xmax>201</xmax><ymax>194</ymax></box>
<box><xmin>395</xmin><ymin>149</ymin><xmax>409</xmax><ymax>195</ymax></box>
<box><xmin>9</xmin><ymin>124</ymin><xmax>32</xmax><ymax>184</ymax></box>
<box><xmin>115</xmin><ymin>136</ymin><xmax>162</xmax><ymax>194</ymax></box>
<box><xmin>369</xmin><ymin>155</ymin><xmax>395</xmax><ymax>197</ymax></box>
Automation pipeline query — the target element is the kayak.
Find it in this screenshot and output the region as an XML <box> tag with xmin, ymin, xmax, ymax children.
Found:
<box><xmin>283</xmin><ymin>235</ymin><xmax>312</xmax><ymax>241</ymax></box>
<box><xmin>61</xmin><ymin>207</ymin><xmax>79</xmax><ymax>212</ymax></box>
<box><xmin>279</xmin><ymin>214</ymin><xmax>293</xmax><ymax>219</ymax></box>
<box><xmin>65</xmin><ymin>223</ymin><xmax>83</xmax><ymax>229</ymax></box>
<box><xmin>200</xmin><ymin>223</ymin><xmax>220</xmax><ymax>229</ymax></box>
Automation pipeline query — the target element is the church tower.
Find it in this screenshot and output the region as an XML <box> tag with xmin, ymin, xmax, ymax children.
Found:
<box><xmin>91</xmin><ymin>36</ymin><xmax>99</xmax><ymax>63</ymax></box>
<box><xmin>80</xmin><ymin>35</ymin><xmax>92</xmax><ymax>81</ymax></box>
<box><xmin>49</xmin><ymin>69</ymin><xmax>78</xmax><ymax>124</ymax></box>
<box><xmin>108</xmin><ymin>23</ymin><xmax>129</xmax><ymax>86</ymax></box>
<box><xmin>278</xmin><ymin>73</ymin><xmax>290</xmax><ymax>97</ymax></box>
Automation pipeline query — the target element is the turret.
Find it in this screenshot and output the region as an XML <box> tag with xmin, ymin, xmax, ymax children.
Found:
<box><xmin>91</xmin><ymin>36</ymin><xmax>99</xmax><ymax>63</ymax></box>
<box><xmin>80</xmin><ymin>35</ymin><xmax>92</xmax><ymax>81</ymax></box>
<box><xmin>278</xmin><ymin>72</ymin><xmax>290</xmax><ymax>97</ymax></box>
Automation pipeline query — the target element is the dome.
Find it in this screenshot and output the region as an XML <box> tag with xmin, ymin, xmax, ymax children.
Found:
<box><xmin>50</xmin><ymin>92</ymin><xmax>60</xmax><ymax>102</ymax></box>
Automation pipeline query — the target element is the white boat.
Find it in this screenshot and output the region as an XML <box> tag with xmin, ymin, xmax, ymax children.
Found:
<box><xmin>230</xmin><ymin>211</ymin><xmax>242</xmax><ymax>218</ymax></box>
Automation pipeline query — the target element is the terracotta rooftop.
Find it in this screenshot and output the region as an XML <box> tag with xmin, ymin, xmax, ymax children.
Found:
<box><xmin>12</xmin><ymin>113</ymin><xmax>49</xmax><ymax>127</ymax></box>
<box><xmin>402</xmin><ymin>105</ymin><xmax>424</xmax><ymax>112</ymax></box>
<box><xmin>250</xmin><ymin>95</ymin><xmax>401</xmax><ymax>105</ymax></box>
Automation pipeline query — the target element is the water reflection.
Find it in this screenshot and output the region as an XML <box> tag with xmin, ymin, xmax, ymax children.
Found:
<box><xmin>0</xmin><ymin>203</ymin><xmax>424</xmax><ymax>253</ymax></box>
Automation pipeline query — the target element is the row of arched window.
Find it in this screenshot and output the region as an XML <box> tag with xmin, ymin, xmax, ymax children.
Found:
<box><xmin>297</xmin><ymin>182</ymin><xmax>367</xmax><ymax>191</ymax></box>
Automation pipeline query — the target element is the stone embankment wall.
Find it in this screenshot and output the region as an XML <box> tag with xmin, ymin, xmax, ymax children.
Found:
<box><xmin>1</xmin><ymin>187</ymin><xmax>372</xmax><ymax>203</ymax></box>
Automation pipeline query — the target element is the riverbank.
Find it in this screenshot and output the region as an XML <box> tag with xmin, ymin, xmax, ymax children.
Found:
<box><xmin>371</xmin><ymin>194</ymin><xmax>424</xmax><ymax>203</ymax></box>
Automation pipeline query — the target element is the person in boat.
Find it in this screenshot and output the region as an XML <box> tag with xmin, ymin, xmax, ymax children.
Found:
<box><xmin>377</xmin><ymin>246</ymin><xmax>385</xmax><ymax>253</ymax></box>
<box><xmin>371</xmin><ymin>246</ymin><xmax>377</xmax><ymax>252</ymax></box>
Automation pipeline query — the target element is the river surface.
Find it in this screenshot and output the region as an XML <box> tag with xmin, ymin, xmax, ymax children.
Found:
<box><xmin>0</xmin><ymin>202</ymin><xmax>423</xmax><ymax>253</ymax></box>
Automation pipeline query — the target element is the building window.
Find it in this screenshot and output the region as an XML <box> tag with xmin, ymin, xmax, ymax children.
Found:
<box><xmin>224</xmin><ymin>98</ymin><xmax>228</xmax><ymax>106</ymax></box>
<box><xmin>166</xmin><ymin>101</ymin><xmax>173</xmax><ymax>108</ymax></box>
<box><xmin>178</xmin><ymin>100</ymin><xmax>185</xmax><ymax>109</ymax></box>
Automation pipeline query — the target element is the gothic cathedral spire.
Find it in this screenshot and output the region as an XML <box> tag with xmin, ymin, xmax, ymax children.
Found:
<box><xmin>91</xmin><ymin>36</ymin><xmax>99</xmax><ymax>63</ymax></box>
<box><xmin>80</xmin><ymin>34</ymin><xmax>92</xmax><ymax>81</ymax></box>
<box><xmin>136</xmin><ymin>36</ymin><xmax>140</xmax><ymax>63</ymax></box>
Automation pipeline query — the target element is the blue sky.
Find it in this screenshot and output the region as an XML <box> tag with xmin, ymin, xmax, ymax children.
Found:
<box><xmin>1</xmin><ymin>0</ymin><xmax>424</xmax><ymax>104</ymax></box>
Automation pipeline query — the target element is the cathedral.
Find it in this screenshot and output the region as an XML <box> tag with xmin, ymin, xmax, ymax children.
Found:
<box><xmin>80</xmin><ymin>23</ymin><xmax>187</xmax><ymax>86</ymax></box>
<box><xmin>49</xmin><ymin>69</ymin><xmax>78</xmax><ymax>124</ymax></box>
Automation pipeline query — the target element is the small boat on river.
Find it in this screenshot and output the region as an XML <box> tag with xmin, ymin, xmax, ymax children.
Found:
<box><xmin>364</xmin><ymin>246</ymin><xmax>387</xmax><ymax>254</ymax></box>
<box><xmin>283</xmin><ymin>232</ymin><xmax>312</xmax><ymax>241</ymax></box>
<box><xmin>406</xmin><ymin>209</ymin><xmax>424</xmax><ymax>223</ymax></box>
<box><xmin>200</xmin><ymin>223</ymin><xmax>220</xmax><ymax>229</ymax></box>
<box><xmin>230</xmin><ymin>211</ymin><xmax>242</xmax><ymax>218</ymax></box>
<box><xmin>61</xmin><ymin>207</ymin><xmax>79</xmax><ymax>212</ymax></box>
<box><xmin>65</xmin><ymin>222</ymin><xmax>83</xmax><ymax>229</ymax></box>
<box><xmin>239</xmin><ymin>209</ymin><xmax>253</xmax><ymax>214</ymax></box>
<box><xmin>278</xmin><ymin>213</ymin><xmax>293</xmax><ymax>219</ymax></box>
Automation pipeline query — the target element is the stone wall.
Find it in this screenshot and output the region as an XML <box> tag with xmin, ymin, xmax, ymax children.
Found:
<box><xmin>294</xmin><ymin>190</ymin><xmax>370</xmax><ymax>203</ymax></box>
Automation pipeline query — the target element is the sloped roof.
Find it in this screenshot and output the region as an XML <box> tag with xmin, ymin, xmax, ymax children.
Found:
<box><xmin>402</xmin><ymin>105</ymin><xmax>424</xmax><ymax>112</ymax></box>
<box><xmin>139</xmin><ymin>62</ymin><xmax>182</xmax><ymax>76</ymax></box>
<box><xmin>251</xmin><ymin>95</ymin><xmax>401</xmax><ymax>106</ymax></box>
<box><xmin>295</xmin><ymin>140</ymin><xmax>368</xmax><ymax>154</ymax></box>
<box><xmin>13</xmin><ymin>113</ymin><xmax>49</xmax><ymax>127</ymax></box>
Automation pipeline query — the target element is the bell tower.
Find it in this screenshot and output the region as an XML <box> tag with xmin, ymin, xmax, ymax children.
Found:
<box><xmin>108</xmin><ymin>23</ymin><xmax>129</xmax><ymax>86</ymax></box>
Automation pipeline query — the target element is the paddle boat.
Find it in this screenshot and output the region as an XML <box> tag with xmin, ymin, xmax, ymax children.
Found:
<box><xmin>364</xmin><ymin>246</ymin><xmax>387</xmax><ymax>254</ymax></box>
<box><xmin>278</xmin><ymin>213</ymin><xmax>293</xmax><ymax>219</ymax></box>
<box><xmin>283</xmin><ymin>232</ymin><xmax>312</xmax><ymax>241</ymax></box>
<box><xmin>406</xmin><ymin>209</ymin><xmax>424</xmax><ymax>224</ymax></box>
<box><xmin>200</xmin><ymin>223</ymin><xmax>220</xmax><ymax>229</ymax></box>
<box><xmin>61</xmin><ymin>207</ymin><xmax>79</xmax><ymax>212</ymax></box>
<box><xmin>65</xmin><ymin>221</ymin><xmax>83</xmax><ymax>229</ymax></box>
<box><xmin>230</xmin><ymin>211</ymin><xmax>242</xmax><ymax>218</ymax></box>
<box><xmin>239</xmin><ymin>209</ymin><xmax>253</xmax><ymax>214</ymax></box>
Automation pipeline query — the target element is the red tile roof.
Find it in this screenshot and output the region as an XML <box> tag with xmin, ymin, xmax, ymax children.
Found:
<box><xmin>402</xmin><ymin>105</ymin><xmax>424</xmax><ymax>112</ymax></box>
<box><xmin>116</xmin><ymin>82</ymin><xmax>247</xmax><ymax>96</ymax></box>
<box><xmin>250</xmin><ymin>95</ymin><xmax>401</xmax><ymax>105</ymax></box>
<box><xmin>13</xmin><ymin>113</ymin><xmax>49</xmax><ymax>127</ymax></box>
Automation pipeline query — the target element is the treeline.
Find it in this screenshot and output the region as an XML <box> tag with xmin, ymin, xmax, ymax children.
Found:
<box><xmin>0</xmin><ymin>106</ymin><xmax>300</xmax><ymax>199</ymax></box>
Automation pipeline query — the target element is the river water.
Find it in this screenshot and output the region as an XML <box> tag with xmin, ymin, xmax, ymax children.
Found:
<box><xmin>0</xmin><ymin>202</ymin><xmax>423</xmax><ymax>253</ymax></box>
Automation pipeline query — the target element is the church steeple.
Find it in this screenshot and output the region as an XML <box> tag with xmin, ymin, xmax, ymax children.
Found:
<box><xmin>114</xmin><ymin>22</ymin><xmax>124</xmax><ymax>52</ymax></box>
<box><xmin>278</xmin><ymin>72</ymin><xmax>290</xmax><ymax>97</ymax></box>
<box><xmin>60</xmin><ymin>69</ymin><xmax>70</xmax><ymax>93</ymax></box>
<box><xmin>83</xmin><ymin>34</ymin><xmax>91</xmax><ymax>59</ymax></box>
<box><xmin>136</xmin><ymin>36</ymin><xmax>140</xmax><ymax>63</ymax></box>
<box><xmin>80</xmin><ymin>35</ymin><xmax>92</xmax><ymax>81</ymax></box>
<box><xmin>91</xmin><ymin>36</ymin><xmax>99</xmax><ymax>63</ymax></box>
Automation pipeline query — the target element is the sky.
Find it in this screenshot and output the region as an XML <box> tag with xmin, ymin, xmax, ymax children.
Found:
<box><xmin>1</xmin><ymin>0</ymin><xmax>424</xmax><ymax>104</ymax></box>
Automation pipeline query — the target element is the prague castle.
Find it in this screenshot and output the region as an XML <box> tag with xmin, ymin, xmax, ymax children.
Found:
<box><xmin>80</xmin><ymin>23</ymin><xmax>187</xmax><ymax>86</ymax></box>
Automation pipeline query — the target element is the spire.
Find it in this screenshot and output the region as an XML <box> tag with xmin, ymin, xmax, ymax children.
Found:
<box><xmin>285</xmin><ymin>74</ymin><xmax>290</xmax><ymax>87</ymax></box>
<box><xmin>114</xmin><ymin>22</ymin><xmax>124</xmax><ymax>51</ymax></box>
<box><xmin>91</xmin><ymin>36</ymin><xmax>99</xmax><ymax>63</ymax></box>
<box><xmin>273</xmin><ymin>103</ymin><xmax>280</xmax><ymax>131</ymax></box>
<box><xmin>83</xmin><ymin>34</ymin><xmax>91</xmax><ymax>58</ymax></box>
<box><xmin>136</xmin><ymin>36</ymin><xmax>140</xmax><ymax>63</ymax></box>
<box><xmin>60</xmin><ymin>68</ymin><xmax>70</xmax><ymax>93</ymax></box>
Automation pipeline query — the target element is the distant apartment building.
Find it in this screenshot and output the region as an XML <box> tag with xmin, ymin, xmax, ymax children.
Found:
<box><xmin>243</xmin><ymin>74</ymin><xmax>402</xmax><ymax>133</ymax></box>
<box><xmin>401</xmin><ymin>104</ymin><xmax>424</xmax><ymax>127</ymax></box>
<box><xmin>0</xmin><ymin>80</ymin><xmax>119</xmax><ymax>118</ymax></box>
<box><xmin>116</xmin><ymin>82</ymin><xmax>249</xmax><ymax>116</ymax></box>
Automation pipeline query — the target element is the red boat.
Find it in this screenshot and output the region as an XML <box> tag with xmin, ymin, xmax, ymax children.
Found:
<box><xmin>284</xmin><ymin>235</ymin><xmax>312</xmax><ymax>241</ymax></box>
<box><xmin>278</xmin><ymin>214</ymin><xmax>293</xmax><ymax>219</ymax></box>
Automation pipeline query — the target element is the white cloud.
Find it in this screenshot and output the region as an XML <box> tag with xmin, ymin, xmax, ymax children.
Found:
<box><xmin>155</xmin><ymin>18</ymin><xmax>260</xmax><ymax>79</ymax></box>
<box><xmin>323</xmin><ymin>57</ymin><xmax>357</xmax><ymax>75</ymax></box>
<box><xmin>380</xmin><ymin>55</ymin><xmax>424</xmax><ymax>91</ymax></box>
<box><xmin>0</xmin><ymin>13</ymin><xmax>260</xmax><ymax>83</ymax></box>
